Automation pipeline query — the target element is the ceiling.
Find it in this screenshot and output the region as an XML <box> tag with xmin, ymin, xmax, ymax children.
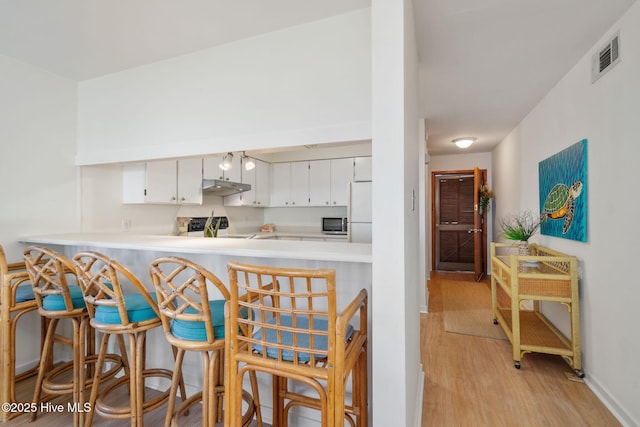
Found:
<box><xmin>0</xmin><ymin>0</ymin><xmax>636</xmax><ymax>156</ymax></box>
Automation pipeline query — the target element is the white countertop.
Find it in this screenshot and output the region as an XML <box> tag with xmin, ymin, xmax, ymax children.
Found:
<box><xmin>19</xmin><ymin>232</ymin><xmax>371</xmax><ymax>264</ymax></box>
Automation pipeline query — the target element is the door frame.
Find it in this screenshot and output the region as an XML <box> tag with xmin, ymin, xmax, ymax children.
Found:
<box><xmin>431</xmin><ymin>169</ymin><xmax>488</xmax><ymax>274</ymax></box>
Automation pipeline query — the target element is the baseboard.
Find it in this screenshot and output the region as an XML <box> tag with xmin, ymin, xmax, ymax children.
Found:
<box><xmin>414</xmin><ymin>365</ymin><xmax>425</xmax><ymax>427</ymax></box>
<box><xmin>585</xmin><ymin>376</ymin><xmax>638</xmax><ymax>427</ymax></box>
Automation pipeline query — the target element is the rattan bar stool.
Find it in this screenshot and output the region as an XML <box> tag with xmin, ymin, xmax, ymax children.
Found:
<box><xmin>0</xmin><ymin>245</ymin><xmax>46</xmax><ymax>422</ymax></box>
<box><xmin>149</xmin><ymin>256</ymin><xmax>261</xmax><ymax>427</ymax></box>
<box><xmin>225</xmin><ymin>261</ymin><xmax>368</xmax><ymax>427</ymax></box>
<box><xmin>73</xmin><ymin>251</ymin><xmax>183</xmax><ymax>427</ymax></box>
<box><xmin>23</xmin><ymin>246</ymin><xmax>122</xmax><ymax>427</ymax></box>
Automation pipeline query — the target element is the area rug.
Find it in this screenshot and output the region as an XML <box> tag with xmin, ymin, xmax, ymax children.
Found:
<box><xmin>441</xmin><ymin>279</ymin><xmax>507</xmax><ymax>340</ymax></box>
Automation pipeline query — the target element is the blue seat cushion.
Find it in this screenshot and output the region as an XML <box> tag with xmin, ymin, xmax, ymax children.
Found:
<box><xmin>94</xmin><ymin>293</ymin><xmax>158</xmax><ymax>324</ymax></box>
<box><xmin>171</xmin><ymin>300</ymin><xmax>249</xmax><ymax>341</ymax></box>
<box><xmin>42</xmin><ymin>285</ymin><xmax>86</xmax><ymax>311</ymax></box>
<box><xmin>15</xmin><ymin>285</ymin><xmax>35</xmax><ymax>303</ymax></box>
<box><xmin>252</xmin><ymin>315</ymin><xmax>354</xmax><ymax>363</ymax></box>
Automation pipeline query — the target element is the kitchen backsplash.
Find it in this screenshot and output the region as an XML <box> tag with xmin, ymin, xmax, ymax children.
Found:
<box><xmin>175</xmin><ymin>196</ymin><xmax>347</xmax><ymax>235</ymax></box>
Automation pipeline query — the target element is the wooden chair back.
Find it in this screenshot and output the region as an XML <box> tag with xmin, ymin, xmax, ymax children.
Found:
<box><xmin>1</xmin><ymin>245</ymin><xmax>31</xmax><ymax>309</ymax></box>
<box><xmin>23</xmin><ymin>246</ymin><xmax>80</xmax><ymax>313</ymax></box>
<box><xmin>149</xmin><ymin>256</ymin><xmax>230</xmax><ymax>344</ymax></box>
<box><xmin>226</xmin><ymin>260</ymin><xmax>337</xmax><ymax>369</ymax></box>
<box><xmin>73</xmin><ymin>251</ymin><xmax>159</xmax><ymax>326</ymax></box>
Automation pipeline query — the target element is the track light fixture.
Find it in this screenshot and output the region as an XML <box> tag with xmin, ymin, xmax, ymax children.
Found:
<box><xmin>242</xmin><ymin>152</ymin><xmax>255</xmax><ymax>171</ymax></box>
<box><xmin>219</xmin><ymin>152</ymin><xmax>233</xmax><ymax>170</ymax></box>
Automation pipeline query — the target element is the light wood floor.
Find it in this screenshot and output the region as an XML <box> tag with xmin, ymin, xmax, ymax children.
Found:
<box><xmin>3</xmin><ymin>369</ymin><xmax>265</xmax><ymax>426</ymax></box>
<box><xmin>4</xmin><ymin>271</ymin><xmax>620</xmax><ymax>426</ymax></box>
<box><xmin>421</xmin><ymin>271</ymin><xmax>620</xmax><ymax>427</ymax></box>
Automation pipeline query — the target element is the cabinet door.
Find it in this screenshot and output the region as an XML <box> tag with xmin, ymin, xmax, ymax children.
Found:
<box><xmin>254</xmin><ymin>159</ymin><xmax>270</xmax><ymax>206</ymax></box>
<box><xmin>330</xmin><ymin>158</ymin><xmax>353</xmax><ymax>206</ymax></box>
<box><xmin>240</xmin><ymin>163</ymin><xmax>256</xmax><ymax>206</ymax></box>
<box><xmin>177</xmin><ymin>158</ymin><xmax>203</xmax><ymax>205</ymax></box>
<box><xmin>353</xmin><ymin>156</ymin><xmax>372</xmax><ymax>182</ymax></box>
<box><xmin>203</xmin><ymin>156</ymin><xmax>225</xmax><ymax>180</ymax></box>
<box><xmin>308</xmin><ymin>160</ymin><xmax>331</xmax><ymax>206</ymax></box>
<box><xmin>225</xmin><ymin>154</ymin><xmax>242</xmax><ymax>183</ymax></box>
<box><xmin>122</xmin><ymin>163</ymin><xmax>146</xmax><ymax>204</ymax></box>
<box><xmin>290</xmin><ymin>161</ymin><xmax>310</xmax><ymax>207</ymax></box>
<box><xmin>270</xmin><ymin>163</ymin><xmax>291</xmax><ymax>207</ymax></box>
<box><xmin>145</xmin><ymin>160</ymin><xmax>177</xmax><ymax>203</ymax></box>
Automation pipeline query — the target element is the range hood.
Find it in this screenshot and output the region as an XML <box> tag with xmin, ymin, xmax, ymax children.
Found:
<box><xmin>202</xmin><ymin>179</ymin><xmax>251</xmax><ymax>196</ymax></box>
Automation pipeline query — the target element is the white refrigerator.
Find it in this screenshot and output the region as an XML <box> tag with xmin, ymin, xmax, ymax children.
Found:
<box><xmin>347</xmin><ymin>181</ymin><xmax>372</xmax><ymax>243</ymax></box>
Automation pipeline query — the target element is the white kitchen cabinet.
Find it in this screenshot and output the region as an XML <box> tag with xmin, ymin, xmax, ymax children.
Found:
<box><xmin>270</xmin><ymin>163</ymin><xmax>291</xmax><ymax>207</ymax></box>
<box><xmin>203</xmin><ymin>154</ymin><xmax>242</xmax><ymax>182</ymax></box>
<box><xmin>330</xmin><ymin>158</ymin><xmax>354</xmax><ymax>205</ymax></box>
<box><xmin>122</xmin><ymin>158</ymin><xmax>203</xmax><ymax>204</ymax></box>
<box><xmin>254</xmin><ymin>159</ymin><xmax>270</xmax><ymax>206</ymax></box>
<box><xmin>269</xmin><ymin>158</ymin><xmax>355</xmax><ymax>208</ymax></box>
<box><xmin>353</xmin><ymin>156</ymin><xmax>372</xmax><ymax>182</ymax></box>
<box><xmin>225</xmin><ymin>158</ymin><xmax>270</xmax><ymax>207</ymax></box>
<box><xmin>290</xmin><ymin>161</ymin><xmax>309</xmax><ymax>207</ymax></box>
<box><xmin>308</xmin><ymin>160</ymin><xmax>331</xmax><ymax>206</ymax></box>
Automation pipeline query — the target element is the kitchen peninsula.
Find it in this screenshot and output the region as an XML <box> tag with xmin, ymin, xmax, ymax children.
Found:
<box><xmin>19</xmin><ymin>232</ymin><xmax>371</xmax><ymax>425</ymax></box>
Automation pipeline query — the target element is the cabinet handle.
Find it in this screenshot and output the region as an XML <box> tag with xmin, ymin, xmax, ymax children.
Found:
<box><xmin>180</xmin><ymin>197</ymin><xmax>185</xmax><ymax>202</ymax></box>
<box><xmin>285</xmin><ymin>202</ymin><xmax>288</xmax><ymax>205</ymax></box>
<box><xmin>333</xmin><ymin>201</ymin><xmax>336</xmax><ymax>205</ymax></box>
<box><xmin>171</xmin><ymin>196</ymin><xmax>176</xmax><ymax>201</ymax></box>
<box><xmin>326</xmin><ymin>201</ymin><xmax>329</xmax><ymax>205</ymax></box>
<box><xmin>292</xmin><ymin>202</ymin><xmax>295</xmax><ymax>205</ymax></box>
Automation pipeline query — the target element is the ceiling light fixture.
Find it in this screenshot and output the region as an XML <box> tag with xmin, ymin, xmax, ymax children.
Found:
<box><xmin>242</xmin><ymin>152</ymin><xmax>255</xmax><ymax>171</ymax></box>
<box><xmin>219</xmin><ymin>152</ymin><xmax>233</xmax><ymax>170</ymax></box>
<box><xmin>452</xmin><ymin>137</ymin><xmax>476</xmax><ymax>148</ymax></box>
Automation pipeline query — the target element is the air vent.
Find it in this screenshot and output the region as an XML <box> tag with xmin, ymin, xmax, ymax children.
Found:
<box><xmin>592</xmin><ymin>31</ymin><xmax>620</xmax><ymax>83</ymax></box>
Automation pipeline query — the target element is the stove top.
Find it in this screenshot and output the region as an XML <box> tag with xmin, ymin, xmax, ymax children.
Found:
<box><xmin>178</xmin><ymin>216</ymin><xmax>229</xmax><ymax>237</ymax></box>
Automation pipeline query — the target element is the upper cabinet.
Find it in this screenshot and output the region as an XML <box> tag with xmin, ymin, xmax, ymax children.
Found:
<box><xmin>122</xmin><ymin>158</ymin><xmax>203</xmax><ymax>204</ymax></box>
<box><xmin>223</xmin><ymin>158</ymin><xmax>270</xmax><ymax>207</ymax></box>
<box><xmin>270</xmin><ymin>158</ymin><xmax>355</xmax><ymax>207</ymax></box>
<box><xmin>353</xmin><ymin>156</ymin><xmax>372</xmax><ymax>182</ymax></box>
<box><xmin>330</xmin><ymin>158</ymin><xmax>354</xmax><ymax>205</ymax></box>
<box><xmin>203</xmin><ymin>154</ymin><xmax>241</xmax><ymax>182</ymax></box>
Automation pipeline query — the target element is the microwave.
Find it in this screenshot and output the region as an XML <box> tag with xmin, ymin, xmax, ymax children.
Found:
<box><xmin>322</xmin><ymin>217</ymin><xmax>348</xmax><ymax>235</ymax></box>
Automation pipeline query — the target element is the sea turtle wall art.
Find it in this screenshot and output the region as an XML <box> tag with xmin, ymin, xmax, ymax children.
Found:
<box><xmin>538</xmin><ymin>139</ymin><xmax>588</xmax><ymax>242</ymax></box>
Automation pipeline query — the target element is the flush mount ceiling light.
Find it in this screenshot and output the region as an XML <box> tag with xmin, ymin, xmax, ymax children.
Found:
<box><xmin>452</xmin><ymin>137</ymin><xmax>476</xmax><ymax>148</ymax></box>
<box><xmin>219</xmin><ymin>152</ymin><xmax>234</xmax><ymax>170</ymax></box>
<box><xmin>242</xmin><ymin>152</ymin><xmax>255</xmax><ymax>171</ymax></box>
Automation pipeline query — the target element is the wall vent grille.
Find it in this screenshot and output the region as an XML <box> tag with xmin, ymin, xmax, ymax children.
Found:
<box><xmin>592</xmin><ymin>31</ymin><xmax>620</xmax><ymax>83</ymax></box>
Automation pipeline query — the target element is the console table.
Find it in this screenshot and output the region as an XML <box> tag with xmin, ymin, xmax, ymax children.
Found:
<box><xmin>490</xmin><ymin>242</ymin><xmax>583</xmax><ymax>377</ymax></box>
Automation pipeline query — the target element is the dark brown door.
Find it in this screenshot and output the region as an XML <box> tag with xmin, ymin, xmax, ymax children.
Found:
<box><xmin>432</xmin><ymin>169</ymin><xmax>488</xmax><ymax>274</ymax></box>
<box><xmin>435</xmin><ymin>174</ymin><xmax>475</xmax><ymax>271</ymax></box>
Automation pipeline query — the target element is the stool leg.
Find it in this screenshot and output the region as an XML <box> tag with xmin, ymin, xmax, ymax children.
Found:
<box><xmin>202</xmin><ymin>351</ymin><xmax>212</xmax><ymax>427</ymax></box>
<box><xmin>248</xmin><ymin>370</ymin><xmax>263</xmax><ymax>427</ymax></box>
<box><xmin>164</xmin><ymin>348</ymin><xmax>185</xmax><ymax>427</ymax></box>
<box><xmin>30</xmin><ymin>318</ymin><xmax>58</xmax><ymax>422</ymax></box>
<box><xmin>0</xmin><ymin>306</ymin><xmax>12</xmax><ymax>420</ymax></box>
<box><xmin>84</xmin><ymin>332</ymin><xmax>110</xmax><ymax>427</ymax></box>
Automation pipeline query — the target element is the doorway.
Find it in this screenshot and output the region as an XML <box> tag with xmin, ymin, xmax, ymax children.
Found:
<box><xmin>432</xmin><ymin>169</ymin><xmax>487</xmax><ymax>278</ymax></box>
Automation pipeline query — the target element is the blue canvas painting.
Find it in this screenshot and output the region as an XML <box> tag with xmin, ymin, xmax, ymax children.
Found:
<box><xmin>538</xmin><ymin>139</ymin><xmax>588</xmax><ymax>242</ymax></box>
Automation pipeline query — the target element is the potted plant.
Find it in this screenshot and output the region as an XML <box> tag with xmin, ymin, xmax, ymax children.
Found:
<box><xmin>499</xmin><ymin>210</ymin><xmax>540</xmax><ymax>255</ymax></box>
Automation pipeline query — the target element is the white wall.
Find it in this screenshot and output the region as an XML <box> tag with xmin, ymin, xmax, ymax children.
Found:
<box><xmin>372</xmin><ymin>0</ymin><xmax>423</xmax><ymax>425</ymax></box>
<box><xmin>492</xmin><ymin>3</ymin><xmax>640</xmax><ymax>425</ymax></box>
<box><xmin>0</xmin><ymin>53</ymin><xmax>78</xmax><ymax>372</ymax></box>
<box><xmin>76</xmin><ymin>9</ymin><xmax>372</xmax><ymax>165</ymax></box>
